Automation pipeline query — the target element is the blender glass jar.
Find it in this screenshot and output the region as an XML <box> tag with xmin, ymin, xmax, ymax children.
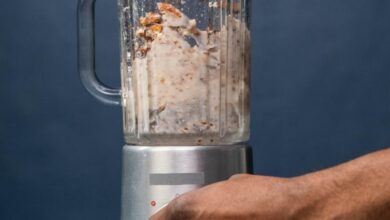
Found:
<box><xmin>78</xmin><ymin>0</ymin><xmax>251</xmax><ymax>145</ymax></box>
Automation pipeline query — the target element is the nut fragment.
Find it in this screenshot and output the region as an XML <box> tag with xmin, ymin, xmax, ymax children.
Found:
<box><xmin>157</xmin><ymin>3</ymin><xmax>182</xmax><ymax>17</ymax></box>
<box><xmin>181</xmin><ymin>127</ymin><xmax>189</xmax><ymax>133</ymax></box>
<box><xmin>157</xmin><ymin>104</ymin><xmax>166</xmax><ymax>113</ymax></box>
<box><xmin>140</xmin><ymin>12</ymin><xmax>162</xmax><ymax>26</ymax></box>
<box><xmin>136</xmin><ymin>47</ymin><xmax>150</xmax><ymax>58</ymax></box>
<box><xmin>136</xmin><ymin>28</ymin><xmax>146</xmax><ymax>37</ymax></box>
<box><xmin>150</xmin><ymin>24</ymin><xmax>163</xmax><ymax>33</ymax></box>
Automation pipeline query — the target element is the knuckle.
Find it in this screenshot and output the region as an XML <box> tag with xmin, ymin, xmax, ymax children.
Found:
<box><xmin>170</xmin><ymin>195</ymin><xmax>196</xmax><ymax>219</ymax></box>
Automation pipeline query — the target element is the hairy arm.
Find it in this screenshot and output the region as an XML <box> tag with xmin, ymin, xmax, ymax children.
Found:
<box><xmin>150</xmin><ymin>148</ymin><xmax>390</xmax><ymax>220</ymax></box>
<box><xmin>297</xmin><ymin>148</ymin><xmax>390</xmax><ymax>219</ymax></box>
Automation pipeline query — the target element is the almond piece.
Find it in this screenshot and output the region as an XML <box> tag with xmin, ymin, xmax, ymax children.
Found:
<box><xmin>140</xmin><ymin>12</ymin><xmax>162</xmax><ymax>26</ymax></box>
<box><xmin>157</xmin><ymin>3</ymin><xmax>182</xmax><ymax>18</ymax></box>
<box><xmin>150</xmin><ymin>24</ymin><xmax>163</xmax><ymax>33</ymax></box>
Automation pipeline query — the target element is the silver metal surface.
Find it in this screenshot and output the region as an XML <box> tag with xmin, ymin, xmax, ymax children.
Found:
<box><xmin>121</xmin><ymin>145</ymin><xmax>252</xmax><ymax>220</ymax></box>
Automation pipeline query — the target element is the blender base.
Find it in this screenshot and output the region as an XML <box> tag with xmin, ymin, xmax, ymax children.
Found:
<box><xmin>121</xmin><ymin>144</ymin><xmax>252</xmax><ymax>220</ymax></box>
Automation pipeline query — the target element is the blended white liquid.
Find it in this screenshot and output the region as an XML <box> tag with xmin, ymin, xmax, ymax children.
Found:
<box><xmin>127</xmin><ymin>3</ymin><xmax>250</xmax><ymax>144</ymax></box>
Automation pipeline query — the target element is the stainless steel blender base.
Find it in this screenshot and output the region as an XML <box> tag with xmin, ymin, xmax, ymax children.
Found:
<box><xmin>121</xmin><ymin>145</ymin><xmax>252</xmax><ymax>220</ymax></box>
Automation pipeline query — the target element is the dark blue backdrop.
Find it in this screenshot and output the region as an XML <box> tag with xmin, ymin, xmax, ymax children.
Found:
<box><xmin>1</xmin><ymin>0</ymin><xmax>390</xmax><ymax>219</ymax></box>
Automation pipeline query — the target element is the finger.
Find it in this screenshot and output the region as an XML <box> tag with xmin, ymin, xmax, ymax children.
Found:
<box><xmin>149</xmin><ymin>205</ymin><xmax>171</xmax><ymax>220</ymax></box>
<box><xmin>150</xmin><ymin>195</ymin><xmax>185</xmax><ymax>220</ymax></box>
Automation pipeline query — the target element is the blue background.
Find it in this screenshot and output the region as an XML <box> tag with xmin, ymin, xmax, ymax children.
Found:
<box><xmin>1</xmin><ymin>0</ymin><xmax>390</xmax><ymax>219</ymax></box>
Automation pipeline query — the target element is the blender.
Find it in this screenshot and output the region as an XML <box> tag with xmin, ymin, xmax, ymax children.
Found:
<box><xmin>77</xmin><ymin>0</ymin><xmax>252</xmax><ymax>219</ymax></box>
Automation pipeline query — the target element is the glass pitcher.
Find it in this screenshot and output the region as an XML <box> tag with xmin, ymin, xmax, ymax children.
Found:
<box><xmin>78</xmin><ymin>0</ymin><xmax>251</xmax><ymax>146</ymax></box>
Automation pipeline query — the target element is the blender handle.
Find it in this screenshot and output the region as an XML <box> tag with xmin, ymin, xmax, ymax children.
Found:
<box><xmin>77</xmin><ymin>0</ymin><xmax>121</xmax><ymax>106</ymax></box>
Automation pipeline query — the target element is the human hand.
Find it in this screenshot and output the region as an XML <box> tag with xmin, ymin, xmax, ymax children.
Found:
<box><xmin>150</xmin><ymin>174</ymin><xmax>302</xmax><ymax>220</ymax></box>
<box><xmin>151</xmin><ymin>148</ymin><xmax>390</xmax><ymax>220</ymax></box>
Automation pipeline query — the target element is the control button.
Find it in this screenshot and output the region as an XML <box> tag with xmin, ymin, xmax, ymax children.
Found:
<box><xmin>151</xmin><ymin>200</ymin><xmax>157</xmax><ymax>207</ymax></box>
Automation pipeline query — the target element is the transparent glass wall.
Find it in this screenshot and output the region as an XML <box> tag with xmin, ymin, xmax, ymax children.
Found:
<box><xmin>119</xmin><ymin>0</ymin><xmax>251</xmax><ymax>145</ymax></box>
